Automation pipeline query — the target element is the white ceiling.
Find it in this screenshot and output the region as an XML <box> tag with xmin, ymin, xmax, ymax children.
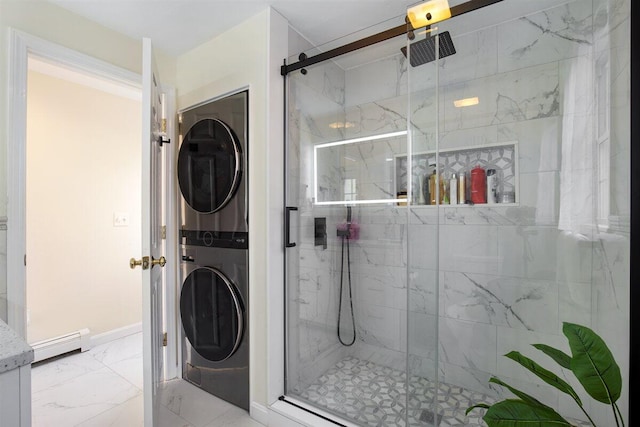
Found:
<box><xmin>46</xmin><ymin>0</ymin><xmax>426</xmax><ymax>56</ymax></box>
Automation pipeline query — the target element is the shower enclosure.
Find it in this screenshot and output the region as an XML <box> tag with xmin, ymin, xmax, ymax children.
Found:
<box><xmin>284</xmin><ymin>0</ymin><xmax>630</xmax><ymax>426</ymax></box>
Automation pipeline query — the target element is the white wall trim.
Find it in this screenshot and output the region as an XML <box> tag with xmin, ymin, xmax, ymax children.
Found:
<box><xmin>250</xmin><ymin>401</ymin><xmax>270</xmax><ymax>425</ymax></box>
<box><xmin>89</xmin><ymin>322</ymin><xmax>142</xmax><ymax>348</ymax></box>
<box><xmin>6</xmin><ymin>28</ymin><xmax>141</xmax><ymax>338</ymax></box>
<box><xmin>265</xmin><ymin>6</ymin><xmax>287</xmax><ymax>406</ymax></box>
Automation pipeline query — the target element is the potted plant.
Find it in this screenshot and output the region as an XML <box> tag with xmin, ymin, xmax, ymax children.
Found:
<box><xmin>467</xmin><ymin>322</ymin><xmax>625</xmax><ymax>426</ymax></box>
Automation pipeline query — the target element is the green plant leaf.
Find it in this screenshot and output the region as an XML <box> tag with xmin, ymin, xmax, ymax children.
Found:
<box><xmin>489</xmin><ymin>377</ymin><xmax>546</xmax><ymax>407</ymax></box>
<box><xmin>563</xmin><ymin>322</ymin><xmax>622</xmax><ymax>404</ymax></box>
<box><xmin>466</xmin><ymin>403</ymin><xmax>490</xmax><ymax>416</ymax></box>
<box><xmin>482</xmin><ymin>399</ymin><xmax>574</xmax><ymax>426</ymax></box>
<box><xmin>504</xmin><ymin>351</ymin><xmax>582</xmax><ymax>406</ymax></box>
<box><xmin>532</xmin><ymin>344</ymin><xmax>572</xmax><ymax>369</ymax></box>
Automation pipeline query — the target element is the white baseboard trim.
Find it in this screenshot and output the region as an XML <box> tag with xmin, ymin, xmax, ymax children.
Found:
<box><xmin>32</xmin><ymin>328</ymin><xmax>91</xmax><ymax>363</ymax></box>
<box><xmin>250</xmin><ymin>401</ymin><xmax>270</xmax><ymax>425</ymax></box>
<box><xmin>89</xmin><ymin>322</ymin><xmax>142</xmax><ymax>348</ymax></box>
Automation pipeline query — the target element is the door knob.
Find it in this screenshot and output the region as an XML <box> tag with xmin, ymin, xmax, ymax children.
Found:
<box><xmin>151</xmin><ymin>256</ymin><xmax>166</xmax><ymax>268</ymax></box>
<box><xmin>130</xmin><ymin>256</ymin><xmax>150</xmax><ymax>270</ymax></box>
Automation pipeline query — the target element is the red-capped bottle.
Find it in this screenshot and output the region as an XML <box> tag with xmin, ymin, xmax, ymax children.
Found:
<box><xmin>470</xmin><ymin>166</ymin><xmax>487</xmax><ymax>204</ymax></box>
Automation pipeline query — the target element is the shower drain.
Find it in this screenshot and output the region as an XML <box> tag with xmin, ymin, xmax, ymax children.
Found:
<box><xmin>419</xmin><ymin>409</ymin><xmax>443</xmax><ymax>425</ymax></box>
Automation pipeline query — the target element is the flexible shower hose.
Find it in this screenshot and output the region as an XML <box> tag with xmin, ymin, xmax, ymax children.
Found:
<box><xmin>337</xmin><ymin>234</ymin><xmax>356</xmax><ymax>346</ymax></box>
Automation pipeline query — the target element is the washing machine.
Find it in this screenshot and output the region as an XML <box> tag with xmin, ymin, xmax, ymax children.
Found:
<box><xmin>178</xmin><ymin>90</ymin><xmax>248</xmax><ymax>238</ymax></box>
<box><xmin>180</xmin><ymin>242</ymin><xmax>249</xmax><ymax>410</ymax></box>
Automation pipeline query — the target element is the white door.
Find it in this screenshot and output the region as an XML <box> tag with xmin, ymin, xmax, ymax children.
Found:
<box><xmin>140</xmin><ymin>37</ymin><xmax>166</xmax><ymax>427</ymax></box>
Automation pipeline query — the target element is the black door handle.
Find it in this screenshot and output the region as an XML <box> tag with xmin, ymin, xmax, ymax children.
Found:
<box><xmin>285</xmin><ymin>206</ymin><xmax>298</xmax><ymax>248</ymax></box>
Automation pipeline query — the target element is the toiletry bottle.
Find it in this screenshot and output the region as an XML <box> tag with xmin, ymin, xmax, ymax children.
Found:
<box><xmin>471</xmin><ymin>166</ymin><xmax>487</xmax><ymax>204</ymax></box>
<box><xmin>417</xmin><ymin>173</ymin><xmax>426</xmax><ymax>205</ymax></box>
<box><xmin>458</xmin><ymin>172</ymin><xmax>466</xmax><ymax>204</ymax></box>
<box><xmin>450</xmin><ymin>173</ymin><xmax>458</xmax><ymax>205</ymax></box>
<box><xmin>486</xmin><ymin>169</ymin><xmax>497</xmax><ymax>204</ymax></box>
<box><xmin>442</xmin><ymin>175</ymin><xmax>449</xmax><ymax>204</ymax></box>
<box><xmin>429</xmin><ymin>170</ymin><xmax>437</xmax><ymax>205</ymax></box>
<box><xmin>423</xmin><ymin>173</ymin><xmax>430</xmax><ymax>204</ymax></box>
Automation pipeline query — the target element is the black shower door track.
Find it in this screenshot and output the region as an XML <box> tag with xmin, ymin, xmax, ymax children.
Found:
<box><xmin>280</xmin><ymin>0</ymin><xmax>503</xmax><ymax>76</ymax></box>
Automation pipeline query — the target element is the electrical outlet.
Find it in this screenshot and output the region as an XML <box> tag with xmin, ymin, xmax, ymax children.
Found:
<box><xmin>113</xmin><ymin>212</ymin><xmax>130</xmax><ymax>227</ymax></box>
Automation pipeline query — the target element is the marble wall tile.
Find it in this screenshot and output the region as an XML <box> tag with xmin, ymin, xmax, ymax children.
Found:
<box><xmin>442</xmin><ymin>78</ymin><xmax>499</xmax><ymax>132</ymax></box>
<box><xmin>409</xmin><ymin>268</ymin><xmax>438</xmax><ymax>316</ymax></box>
<box><xmin>355</xmin><ymin>264</ymin><xmax>406</xmax><ymax>312</ymax></box>
<box><xmin>439</xmin><ymin>361</ymin><xmax>496</xmax><ymax>397</ymax></box>
<box><xmin>441</xmin><ymin>272</ymin><xmax>559</xmax><ymax>334</ymax></box>
<box><xmin>518</xmin><ymin>171</ymin><xmax>559</xmax><ymax>225</ymax></box>
<box><xmin>491</xmin><ymin>62</ymin><xmax>561</xmax><ymax>125</ymax></box>
<box><xmin>408</xmin><ymin>311</ymin><xmax>438</xmax><ymax>361</ymax></box>
<box><xmin>496</xmin><ymin>225</ymin><xmax>561</xmax><ymax>280</ymax></box>
<box><xmin>439</xmin><ymin>124</ymin><xmax>499</xmax><ymax>152</ymax></box>
<box><xmin>345</xmin><ymin>54</ymin><xmax>407</xmax><ymax>107</ymax></box>
<box><xmin>408</xmin><ymin>206</ymin><xmax>439</xmax><ymax>225</ymax></box>
<box><xmin>352</xmin><ymin>340</ymin><xmax>407</xmax><ymax>374</ymax></box>
<box><xmin>554</xmin><ymin>230</ymin><xmax>595</xmax><ymax>285</ymax></box>
<box><xmin>442</xmin><ymin>206</ymin><xmax>518</xmax><ymax>226</ymax></box>
<box><xmin>558</xmin><ymin>281</ymin><xmax>592</xmax><ymax>334</ymax></box>
<box><xmin>497</xmin><ymin>1</ymin><xmax>593</xmax><ymax>73</ymax></box>
<box><xmin>439</xmin><ymin>317</ymin><xmax>497</xmax><ymax>374</ymax></box>
<box><xmin>291</xmin><ymin>58</ymin><xmax>345</xmax><ymax>107</ymax></box>
<box><xmin>356</xmin><ymin>304</ymin><xmax>404</xmax><ymax>352</ymax></box>
<box><xmin>345</xmin><ymin>95</ymin><xmax>409</xmax><ymax>138</ymax></box>
<box><xmin>498</xmin><ymin>117</ymin><xmax>560</xmax><ymax>174</ymax></box>
<box><xmin>440</xmin><ymin>27</ymin><xmax>499</xmax><ymax>87</ymax></box>
<box><xmin>407</xmin><ymin>224</ymin><xmax>437</xmax><ymax>270</ymax></box>
<box><xmin>439</xmin><ymin>225</ymin><xmax>500</xmax><ymax>275</ymax></box>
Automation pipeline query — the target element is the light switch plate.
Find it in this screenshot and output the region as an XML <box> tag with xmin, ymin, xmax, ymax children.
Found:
<box><xmin>113</xmin><ymin>212</ymin><xmax>130</xmax><ymax>227</ymax></box>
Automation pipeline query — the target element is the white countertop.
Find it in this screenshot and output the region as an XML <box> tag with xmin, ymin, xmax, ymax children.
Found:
<box><xmin>0</xmin><ymin>319</ymin><xmax>33</xmax><ymax>373</ymax></box>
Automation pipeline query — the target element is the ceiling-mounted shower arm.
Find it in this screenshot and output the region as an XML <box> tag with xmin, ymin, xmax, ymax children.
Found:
<box><xmin>280</xmin><ymin>0</ymin><xmax>503</xmax><ymax>77</ymax></box>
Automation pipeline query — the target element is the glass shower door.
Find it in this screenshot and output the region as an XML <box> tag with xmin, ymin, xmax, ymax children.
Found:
<box><xmin>284</xmin><ymin>19</ymin><xmax>439</xmax><ymax>426</ymax></box>
<box><xmin>407</xmin><ymin>0</ymin><xmax>631</xmax><ymax>425</ymax></box>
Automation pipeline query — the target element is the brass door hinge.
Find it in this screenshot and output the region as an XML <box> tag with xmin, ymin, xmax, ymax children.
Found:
<box><xmin>163</xmin><ymin>332</ymin><xmax>168</xmax><ymax>347</ymax></box>
<box><xmin>161</xmin><ymin>225</ymin><xmax>166</xmax><ymax>240</ymax></box>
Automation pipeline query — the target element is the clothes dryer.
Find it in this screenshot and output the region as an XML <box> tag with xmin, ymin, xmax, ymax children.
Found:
<box><xmin>178</xmin><ymin>90</ymin><xmax>248</xmax><ymax>238</ymax></box>
<box><xmin>180</xmin><ymin>243</ymin><xmax>249</xmax><ymax>410</ymax></box>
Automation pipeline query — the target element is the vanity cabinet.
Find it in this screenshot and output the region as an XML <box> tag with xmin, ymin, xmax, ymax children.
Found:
<box><xmin>0</xmin><ymin>320</ymin><xmax>33</xmax><ymax>427</ymax></box>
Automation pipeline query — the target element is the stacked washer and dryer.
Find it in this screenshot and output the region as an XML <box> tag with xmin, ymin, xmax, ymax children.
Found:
<box><xmin>177</xmin><ymin>91</ymin><xmax>249</xmax><ymax>410</ymax></box>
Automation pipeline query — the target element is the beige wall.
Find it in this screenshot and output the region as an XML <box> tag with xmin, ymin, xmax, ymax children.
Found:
<box><xmin>25</xmin><ymin>69</ymin><xmax>142</xmax><ymax>343</ymax></box>
<box><xmin>0</xmin><ymin>0</ymin><xmax>176</xmax><ymax>323</ymax></box>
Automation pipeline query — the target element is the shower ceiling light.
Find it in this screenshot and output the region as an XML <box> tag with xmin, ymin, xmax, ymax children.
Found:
<box><xmin>329</xmin><ymin>121</ymin><xmax>355</xmax><ymax>129</ymax></box>
<box><xmin>454</xmin><ymin>97</ymin><xmax>479</xmax><ymax>107</ymax></box>
<box><xmin>407</xmin><ymin>0</ymin><xmax>452</xmax><ymax>29</ymax></box>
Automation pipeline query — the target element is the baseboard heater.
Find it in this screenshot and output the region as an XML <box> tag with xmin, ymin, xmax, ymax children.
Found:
<box><xmin>31</xmin><ymin>328</ymin><xmax>91</xmax><ymax>363</ymax></box>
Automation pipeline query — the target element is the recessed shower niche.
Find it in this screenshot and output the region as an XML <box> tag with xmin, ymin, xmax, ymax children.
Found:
<box><xmin>314</xmin><ymin>134</ymin><xmax>519</xmax><ymax>206</ymax></box>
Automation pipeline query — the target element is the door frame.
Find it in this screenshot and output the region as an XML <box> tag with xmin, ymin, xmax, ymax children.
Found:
<box><xmin>6</xmin><ymin>29</ymin><xmax>178</xmax><ymax>379</ymax></box>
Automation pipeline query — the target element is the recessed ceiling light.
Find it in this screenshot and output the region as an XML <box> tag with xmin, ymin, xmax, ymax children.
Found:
<box><xmin>454</xmin><ymin>97</ymin><xmax>479</xmax><ymax>108</ymax></box>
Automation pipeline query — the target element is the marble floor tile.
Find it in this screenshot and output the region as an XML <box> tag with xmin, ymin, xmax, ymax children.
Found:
<box><xmin>107</xmin><ymin>354</ymin><xmax>144</xmax><ymax>389</ymax></box>
<box><xmin>75</xmin><ymin>394</ymin><xmax>144</xmax><ymax>427</ymax></box>
<box><xmin>31</xmin><ymin>332</ymin><xmax>260</xmax><ymax>427</ymax></box>
<box><xmin>32</xmin><ymin>367</ymin><xmax>141</xmax><ymax>427</ymax></box>
<box><xmin>160</xmin><ymin>379</ymin><xmax>243</xmax><ymax>427</ymax></box>
<box><xmin>88</xmin><ymin>333</ymin><xmax>143</xmax><ymax>366</ymax></box>
<box><xmin>31</xmin><ymin>351</ymin><xmax>106</xmax><ymax>394</ymax></box>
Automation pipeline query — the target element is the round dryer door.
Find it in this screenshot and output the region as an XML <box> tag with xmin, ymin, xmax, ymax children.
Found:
<box><xmin>178</xmin><ymin>118</ymin><xmax>242</xmax><ymax>213</ymax></box>
<box><xmin>180</xmin><ymin>267</ymin><xmax>244</xmax><ymax>362</ymax></box>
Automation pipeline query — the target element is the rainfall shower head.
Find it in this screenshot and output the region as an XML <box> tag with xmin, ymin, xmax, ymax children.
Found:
<box><xmin>400</xmin><ymin>31</ymin><xmax>456</xmax><ymax>67</ymax></box>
